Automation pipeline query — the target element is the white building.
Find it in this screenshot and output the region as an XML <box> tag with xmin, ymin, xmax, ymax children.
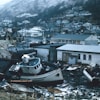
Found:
<box><xmin>57</xmin><ymin>44</ymin><xmax>100</xmax><ymax>65</ymax></box>
<box><xmin>50</xmin><ymin>34</ymin><xmax>90</xmax><ymax>44</ymax></box>
<box><xmin>18</xmin><ymin>27</ymin><xmax>43</xmax><ymax>37</ymax></box>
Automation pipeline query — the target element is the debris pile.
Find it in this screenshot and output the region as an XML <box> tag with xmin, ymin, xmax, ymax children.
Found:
<box><xmin>0</xmin><ymin>79</ymin><xmax>100</xmax><ymax>100</ymax></box>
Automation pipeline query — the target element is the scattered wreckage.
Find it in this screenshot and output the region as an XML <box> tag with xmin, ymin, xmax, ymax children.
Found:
<box><xmin>83</xmin><ymin>65</ymin><xmax>100</xmax><ymax>85</ymax></box>
<box><xmin>5</xmin><ymin>54</ymin><xmax>63</xmax><ymax>86</ymax></box>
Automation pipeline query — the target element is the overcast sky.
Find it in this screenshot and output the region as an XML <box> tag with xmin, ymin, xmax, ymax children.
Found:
<box><xmin>0</xmin><ymin>0</ymin><xmax>12</xmax><ymax>6</ymax></box>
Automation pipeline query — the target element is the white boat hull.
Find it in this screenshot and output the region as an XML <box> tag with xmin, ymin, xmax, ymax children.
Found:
<box><xmin>20</xmin><ymin>68</ymin><xmax>63</xmax><ymax>83</ymax></box>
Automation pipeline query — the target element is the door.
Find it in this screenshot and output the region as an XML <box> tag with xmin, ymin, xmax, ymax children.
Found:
<box><xmin>62</xmin><ymin>52</ymin><xmax>70</xmax><ymax>63</ymax></box>
<box><xmin>68</xmin><ymin>56</ymin><xmax>77</xmax><ymax>64</ymax></box>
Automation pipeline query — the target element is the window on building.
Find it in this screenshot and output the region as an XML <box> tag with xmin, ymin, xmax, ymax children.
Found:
<box><xmin>88</xmin><ymin>55</ymin><xmax>92</xmax><ymax>61</ymax></box>
<box><xmin>62</xmin><ymin>40</ymin><xmax>65</xmax><ymax>43</ymax></box>
<box><xmin>78</xmin><ymin>54</ymin><xmax>80</xmax><ymax>59</ymax></box>
<box><xmin>58</xmin><ymin>39</ymin><xmax>60</xmax><ymax>42</ymax></box>
<box><xmin>76</xmin><ymin>40</ymin><xmax>80</xmax><ymax>44</ymax></box>
<box><xmin>66</xmin><ymin>40</ymin><xmax>68</xmax><ymax>43</ymax></box>
<box><xmin>83</xmin><ymin>54</ymin><xmax>86</xmax><ymax>60</ymax></box>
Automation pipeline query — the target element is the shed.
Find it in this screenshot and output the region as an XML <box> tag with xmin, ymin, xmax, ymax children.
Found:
<box><xmin>57</xmin><ymin>44</ymin><xmax>100</xmax><ymax>65</ymax></box>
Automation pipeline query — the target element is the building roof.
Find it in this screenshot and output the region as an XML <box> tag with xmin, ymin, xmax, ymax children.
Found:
<box><xmin>85</xmin><ymin>35</ymin><xmax>98</xmax><ymax>41</ymax></box>
<box><xmin>51</xmin><ymin>34</ymin><xmax>90</xmax><ymax>41</ymax></box>
<box><xmin>34</xmin><ymin>43</ymin><xmax>64</xmax><ymax>49</ymax></box>
<box><xmin>57</xmin><ymin>44</ymin><xmax>100</xmax><ymax>53</ymax></box>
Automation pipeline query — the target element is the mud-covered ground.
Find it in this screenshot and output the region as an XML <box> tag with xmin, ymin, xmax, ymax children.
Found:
<box><xmin>0</xmin><ymin>90</ymin><xmax>35</xmax><ymax>100</ymax></box>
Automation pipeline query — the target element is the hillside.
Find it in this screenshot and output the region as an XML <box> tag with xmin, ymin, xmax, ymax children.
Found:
<box><xmin>0</xmin><ymin>0</ymin><xmax>88</xmax><ymax>20</ymax></box>
<box><xmin>0</xmin><ymin>0</ymin><xmax>100</xmax><ymax>37</ymax></box>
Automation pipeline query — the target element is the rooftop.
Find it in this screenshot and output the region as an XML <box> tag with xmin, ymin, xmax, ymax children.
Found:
<box><xmin>57</xmin><ymin>44</ymin><xmax>100</xmax><ymax>53</ymax></box>
<box><xmin>51</xmin><ymin>34</ymin><xmax>90</xmax><ymax>41</ymax></box>
<box><xmin>34</xmin><ymin>43</ymin><xmax>64</xmax><ymax>49</ymax></box>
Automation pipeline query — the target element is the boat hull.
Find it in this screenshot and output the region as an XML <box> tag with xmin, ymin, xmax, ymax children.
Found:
<box><xmin>9</xmin><ymin>68</ymin><xmax>64</xmax><ymax>86</ymax></box>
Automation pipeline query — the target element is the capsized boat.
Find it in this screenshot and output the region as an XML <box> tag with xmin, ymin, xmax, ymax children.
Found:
<box><xmin>83</xmin><ymin>66</ymin><xmax>100</xmax><ymax>84</ymax></box>
<box><xmin>6</xmin><ymin>53</ymin><xmax>64</xmax><ymax>85</ymax></box>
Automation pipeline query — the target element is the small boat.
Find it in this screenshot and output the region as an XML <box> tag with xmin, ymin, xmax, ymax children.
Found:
<box><xmin>6</xmin><ymin>53</ymin><xmax>64</xmax><ymax>86</ymax></box>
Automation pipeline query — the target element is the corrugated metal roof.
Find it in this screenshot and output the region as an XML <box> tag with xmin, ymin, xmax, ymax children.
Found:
<box><xmin>57</xmin><ymin>44</ymin><xmax>100</xmax><ymax>53</ymax></box>
<box><xmin>34</xmin><ymin>43</ymin><xmax>64</xmax><ymax>49</ymax></box>
<box><xmin>51</xmin><ymin>34</ymin><xmax>90</xmax><ymax>40</ymax></box>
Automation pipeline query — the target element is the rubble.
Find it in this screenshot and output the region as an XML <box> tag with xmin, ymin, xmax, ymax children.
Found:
<box><xmin>0</xmin><ymin>81</ymin><xmax>99</xmax><ymax>99</ymax></box>
<box><xmin>0</xmin><ymin>65</ymin><xmax>100</xmax><ymax>100</ymax></box>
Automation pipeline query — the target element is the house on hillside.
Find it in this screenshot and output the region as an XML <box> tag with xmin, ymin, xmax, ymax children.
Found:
<box><xmin>18</xmin><ymin>27</ymin><xmax>43</xmax><ymax>37</ymax></box>
<box><xmin>57</xmin><ymin>44</ymin><xmax>100</xmax><ymax>65</ymax></box>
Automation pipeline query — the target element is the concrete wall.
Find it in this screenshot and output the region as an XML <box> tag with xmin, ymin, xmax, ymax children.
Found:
<box><xmin>78</xmin><ymin>53</ymin><xmax>100</xmax><ymax>65</ymax></box>
<box><xmin>57</xmin><ymin>50</ymin><xmax>100</xmax><ymax>65</ymax></box>
<box><xmin>85</xmin><ymin>40</ymin><xmax>98</xmax><ymax>45</ymax></box>
<box><xmin>34</xmin><ymin>48</ymin><xmax>49</xmax><ymax>61</ymax></box>
<box><xmin>50</xmin><ymin>39</ymin><xmax>85</xmax><ymax>45</ymax></box>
